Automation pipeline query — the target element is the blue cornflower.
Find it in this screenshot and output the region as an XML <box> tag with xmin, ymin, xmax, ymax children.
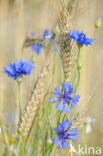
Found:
<box><xmin>68</xmin><ymin>29</ymin><xmax>95</xmax><ymax>47</ymax></box>
<box><xmin>31</xmin><ymin>29</ymin><xmax>51</xmax><ymax>54</ymax></box>
<box><xmin>31</xmin><ymin>44</ymin><xmax>42</xmax><ymax>55</ymax></box>
<box><xmin>43</xmin><ymin>29</ymin><xmax>50</xmax><ymax>39</ymax></box>
<box><xmin>30</xmin><ymin>31</ymin><xmax>42</xmax><ymax>54</ymax></box>
<box><xmin>50</xmin><ymin>82</ymin><xmax>80</xmax><ymax>114</ymax></box>
<box><xmin>53</xmin><ymin>120</ymin><xmax>78</xmax><ymax>149</ymax></box>
<box><xmin>4</xmin><ymin>60</ymin><xmax>34</xmax><ymax>80</ymax></box>
<box><xmin>43</xmin><ymin>29</ymin><xmax>60</xmax><ymax>53</ymax></box>
<box><xmin>43</xmin><ymin>30</ymin><xmax>55</xmax><ymax>45</ymax></box>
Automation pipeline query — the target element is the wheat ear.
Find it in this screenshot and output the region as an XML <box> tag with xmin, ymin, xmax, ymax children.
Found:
<box><xmin>57</xmin><ymin>0</ymin><xmax>77</xmax><ymax>81</ymax></box>
<box><xmin>17</xmin><ymin>65</ymin><xmax>49</xmax><ymax>143</ymax></box>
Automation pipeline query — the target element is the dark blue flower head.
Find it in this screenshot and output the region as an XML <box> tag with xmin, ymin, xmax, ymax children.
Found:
<box><xmin>51</xmin><ymin>82</ymin><xmax>80</xmax><ymax>114</ymax></box>
<box><xmin>31</xmin><ymin>44</ymin><xmax>42</xmax><ymax>55</ymax></box>
<box><xmin>68</xmin><ymin>30</ymin><xmax>95</xmax><ymax>47</ymax></box>
<box><xmin>4</xmin><ymin>60</ymin><xmax>34</xmax><ymax>80</ymax></box>
<box><xmin>53</xmin><ymin>120</ymin><xmax>78</xmax><ymax>149</ymax></box>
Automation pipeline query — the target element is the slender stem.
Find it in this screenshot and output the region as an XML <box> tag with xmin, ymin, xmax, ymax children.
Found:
<box><xmin>93</xmin><ymin>27</ymin><xmax>97</xmax><ymax>38</ymax></box>
<box><xmin>52</xmin><ymin>34</ymin><xmax>57</xmax><ymax>88</ymax></box>
<box><xmin>72</xmin><ymin>65</ymin><xmax>77</xmax><ymax>87</ymax></box>
<box><xmin>17</xmin><ymin>81</ymin><xmax>22</xmax><ymax>120</ymax></box>
<box><xmin>75</xmin><ymin>47</ymin><xmax>81</xmax><ymax>93</ymax></box>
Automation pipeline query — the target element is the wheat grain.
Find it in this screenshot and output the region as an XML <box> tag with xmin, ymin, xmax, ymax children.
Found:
<box><xmin>57</xmin><ymin>0</ymin><xmax>77</xmax><ymax>81</ymax></box>
<box><xmin>17</xmin><ymin>65</ymin><xmax>49</xmax><ymax>143</ymax></box>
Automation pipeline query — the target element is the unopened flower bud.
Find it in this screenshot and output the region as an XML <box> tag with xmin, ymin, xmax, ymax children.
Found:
<box><xmin>95</xmin><ymin>16</ymin><xmax>102</xmax><ymax>28</ymax></box>
<box><xmin>77</xmin><ymin>63</ymin><xmax>82</xmax><ymax>70</ymax></box>
<box><xmin>31</xmin><ymin>56</ymin><xmax>35</xmax><ymax>63</ymax></box>
<box><xmin>17</xmin><ymin>77</ymin><xmax>23</xmax><ymax>84</ymax></box>
<box><xmin>53</xmin><ymin>26</ymin><xmax>59</xmax><ymax>35</ymax></box>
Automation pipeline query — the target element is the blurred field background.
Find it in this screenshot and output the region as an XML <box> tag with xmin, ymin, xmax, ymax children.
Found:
<box><xmin>0</xmin><ymin>0</ymin><xmax>103</xmax><ymax>155</ymax></box>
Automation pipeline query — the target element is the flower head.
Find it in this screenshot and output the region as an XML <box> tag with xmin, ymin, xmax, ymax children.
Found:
<box><xmin>30</xmin><ymin>31</ymin><xmax>42</xmax><ymax>54</ymax></box>
<box><xmin>68</xmin><ymin>30</ymin><xmax>95</xmax><ymax>47</ymax></box>
<box><xmin>31</xmin><ymin>44</ymin><xmax>42</xmax><ymax>55</ymax></box>
<box><xmin>50</xmin><ymin>82</ymin><xmax>80</xmax><ymax>114</ymax></box>
<box><xmin>53</xmin><ymin>120</ymin><xmax>78</xmax><ymax>149</ymax></box>
<box><xmin>43</xmin><ymin>30</ymin><xmax>55</xmax><ymax>45</ymax></box>
<box><xmin>4</xmin><ymin>60</ymin><xmax>34</xmax><ymax>80</ymax></box>
<box><xmin>43</xmin><ymin>29</ymin><xmax>50</xmax><ymax>39</ymax></box>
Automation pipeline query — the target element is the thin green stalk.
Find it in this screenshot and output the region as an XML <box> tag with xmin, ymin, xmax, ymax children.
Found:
<box><xmin>52</xmin><ymin>33</ymin><xmax>57</xmax><ymax>88</ymax></box>
<box><xmin>72</xmin><ymin>65</ymin><xmax>77</xmax><ymax>87</ymax></box>
<box><xmin>75</xmin><ymin>47</ymin><xmax>81</xmax><ymax>93</ymax></box>
<box><xmin>93</xmin><ymin>27</ymin><xmax>98</xmax><ymax>38</ymax></box>
<box><xmin>17</xmin><ymin>79</ymin><xmax>22</xmax><ymax>121</ymax></box>
<box><xmin>16</xmin><ymin>78</ymin><xmax>22</xmax><ymax>155</ymax></box>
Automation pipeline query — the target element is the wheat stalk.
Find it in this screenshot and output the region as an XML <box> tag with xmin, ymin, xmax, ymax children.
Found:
<box><xmin>17</xmin><ymin>65</ymin><xmax>49</xmax><ymax>143</ymax></box>
<box><xmin>57</xmin><ymin>0</ymin><xmax>77</xmax><ymax>81</ymax></box>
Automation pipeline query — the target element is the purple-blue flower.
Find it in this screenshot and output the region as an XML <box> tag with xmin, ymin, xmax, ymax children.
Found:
<box><xmin>4</xmin><ymin>60</ymin><xmax>34</xmax><ymax>80</ymax></box>
<box><xmin>53</xmin><ymin>120</ymin><xmax>78</xmax><ymax>149</ymax></box>
<box><xmin>30</xmin><ymin>31</ymin><xmax>42</xmax><ymax>54</ymax></box>
<box><xmin>31</xmin><ymin>44</ymin><xmax>42</xmax><ymax>55</ymax></box>
<box><xmin>68</xmin><ymin>30</ymin><xmax>95</xmax><ymax>47</ymax></box>
<box><xmin>43</xmin><ymin>30</ymin><xmax>55</xmax><ymax>45</ymax></box>
<box><xmin>50</xmin><ymin>82</ymin><xmax>80</xmax><ymax>114</ymax></box>
<box><xmin>31</xmin><ymin>29</ymin><xmax>51</xmax><ymax>54</ymax></box>
<box><xmin>43</xmin><ymin>29</ymin><xmax>50</xmax><ymax>39</ymax></box>
<box><xmin>43</xmin><ymin>29</ymin><xmax>60</xmax><ymax>53</ymax></box>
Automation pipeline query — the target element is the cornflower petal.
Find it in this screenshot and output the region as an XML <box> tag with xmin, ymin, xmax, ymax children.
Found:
<box><xmin>63</xmin><ymin>104</ymin><xmax>71</xmax><ymax>114</ymax></box>
<box><xmin>31</xmin><ymin>44</ymin><xmax>42</xmax><ymax>54</ymax></box>
<box><xmin>62</xmin><ymin>140</ymin><xmax>70</xmax><ymax>149</ymax></box>
<box><xmin>55</xmin><ymin>102</ymin><xmax>63</xmax><ymax>111</ymax></box>
<box><xmin>50</xmin><ymin>97</ymin><xmax>59</xmax><ymax>104</ymax></box>
<box><xmin>43</xmin><ymin>29</ymin><xmax>50</xmax><ymax>38</ymax></box>
<box><xmin>52</xmin><ymin>87</ymin><xmax>61</xmax><ymax>95</ymax></box>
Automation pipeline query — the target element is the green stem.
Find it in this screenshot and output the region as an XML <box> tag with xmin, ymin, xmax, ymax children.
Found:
<box><xmin>75</xmin><ymin>70</ymin><xmax>80</xmax><ymax>92</ymax></box>
<box><xmin>75</xmin><ymin>47</ymin><xmax>81</xmax><ymax>93</ymax></box>
<box><xmin>17</xmin><ymin>82</ymin><xmax>22</xmax><ymax>120</ymax></box>
<box><xmin>52</xmin><ymin>34</ymin><xmax>57</xmax><ymax>88</ymax></box>
<box><xmin>72</xmin><ymin>65</ymin><xmax>77</xmax><ymax>87</ymax></box>
<box><xmin>93</xmin><ymin>27</ymin><xmax>97</xmax><ymax>38</ymax></box>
